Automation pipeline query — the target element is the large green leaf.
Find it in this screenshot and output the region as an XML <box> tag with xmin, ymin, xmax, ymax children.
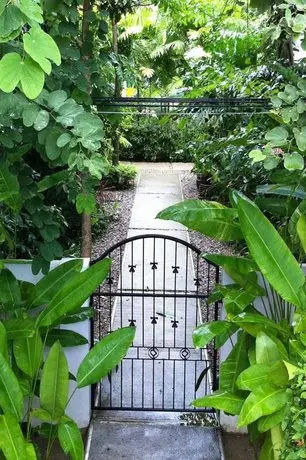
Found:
<box><xmin>231</xmin><ymin>313</ymin><xmax>289</xmax><ymax>336</ymax></box>
<box><xmin>220</xmin><ymin>332</ymin><xmax>249</xmax><ymax>394</ymax></box>
<box><xmin>297</xmin><ymin>215</ymin><xmax>306</xmax><ymax>254</ymax></box>
<box><xmin>0</xmin><ymin>413</ymin><xmax>26</xmax><ymax>460</ymax></box>
<box><xmin>0</xmin><ymin>352</ymin><xmax>24</xmax><ymax>420</ymax></box>
<box><xmin>40</xmin><ymin>342</ymin><xmax>69</xmax><ymax>420</ymax></box>
<box><xmin>259</xmin><ymin>432</ymin><xmax>273</xmax><ymax>460</ymax></box>
<box><xmin>37</xmin><ymin>170</ymin><xmax>69</xmax><ymax>192</ymax></box>
<box><xmin>156</xmin><ymin>200</ymin><xmax>243</xmax><ymax>241</ymax></box>
<box><xmin>193</xmin><ymin>320</ymin><xmax>237</xmax><ymax>349</ymax></box>
<box><xmin>235</xmin><ymin>193</ymin><xmax>306</xmax><ymax>309</ymax></box>
<box><xmin>13</xmin><ymin>330</ymin><xmax>43</xmax><ymax>378</ymax></box>
<box><xmin>257</xmin><ymin>406</ymin><xmax>287</xmax><ymax>433</ymax></box>
<box><xmin>256</xmin><ymin>332</ymin><xmax>286</xmax><ymax>364</ymax></box>
<box><xmin>0</xmin><ymin>163</ymin><xmax>20</xmax><ymax>212</ymax></box>
<box><xmin>58</xmin><ymin>420</ymin><xmax>84</xmax><ymax>460</ymax></box>
<box><xmin>4</xmin><ymin>318</ymin><xmax>35</xmax><ymax>340</ymax></box>
<box><xmin>36</xmin><ymin>259</ymin><xmax>111</xmax><ymax>327</ymax></box>
<box><xmin>289</xmin><ymin>198</ymin><xmax>306</xmax><ymax>246</ymax></box>
<box><xmin>0</xmin><ymin>269</ymin><xmax>21</xmax><ymax>307</ymax></box>
<box><xmin>0</xmin><ymin>322</ymin><xmax>8</xmax><ymax>360</ymax></box>
<box><xmin>77</xmin><ymin>327</ymin><xmax>135</xmax><ymax>388</ymax></box>
<box><xmin>44</xmin><ymin>329</ymin><xmax>88</xmax><ymax>347</ymax></box>
<box><xmin>238</xmin><ymin>385</ymin><xmax>289</xmax><ymax>427</ymax></box>
<box><xmin>203</xmin><ymin>254</ymin><xmax>257</xmax><ymax>273</ymax></box>
<box><xmin>23</xmin><ymin>27</ymin><xmax>61</xmax><ymax>75</ymax></box>
<box><xmin>27</xmin><ymin>259</ymin><xmax>83</xmax><ymax>309</ymax></box>
<box><xmin>192</xmin><ymin>390</ymin><xmax>244</xmax><ymax>415</ymax></box>
<box><xmin>236</xmin><ymin>361</ymin><xmax>288</xmax><ymax>392</ymax></box>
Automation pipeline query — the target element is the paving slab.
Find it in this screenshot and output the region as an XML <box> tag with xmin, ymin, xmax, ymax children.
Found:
<box><xmin>89</xmin><ymin>421</ymin><xmax>221</xmax><ymax>460</ymax></box>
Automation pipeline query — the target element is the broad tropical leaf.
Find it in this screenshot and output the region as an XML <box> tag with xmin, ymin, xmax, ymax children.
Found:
<box><xmin>0</xmin><ymin>352</ymin><xmax>24</xmax><ymax>419</ymax></box>
<box><xmin>36</xmin><ymin>259</ymin><xmax>111</xmax><ymax>327</ymax></box>
<box><xmin>4</xmin><ymin>318</ymin><xmax>35</xmax><ymax>340</ymax></box>
<box><xmin>256</xmin><ymin>332</ymin><xmax>287</xmax><ymax>364</ymax></box>
<box><xmin>40</xmin><ymin>342</ymin><xmax>69</xmax><ymax>420</ymax></box>
<box><xmin>193</xmin><ymin>390</ymin><xmax>244</xmax><ymax>415</ymax></box>
<box><xmin>235</xmin><ymin>192</ymin><xmax>306</xmax><ymax>309</ymax></box>
<box><xmin>220</xmin><ymin>332</ymin><xmax>249</xmax><ymax>393</ymax></box>
<box><xmin>236</xmin><ymin>361</ymin><xmax>288</xmax><ymax>392</ymax></box>
<box><xmin>58</xmin><ymin>420</ymin><xmax>84</xmax><ymax>460</ymax></box>
<box><xmin>27</xmin><ymin>259</ymin><xmax>83</xmax><ymax>309</ymax></box>
<box><xmin>0</xmin><ymin>413</ymin><xmax>26</xmax><ymax>460</ymax></box>
<box><xmin>77</xmin><ymin>327</ymin><xmax>135</xmax><ymax>388</ymax></box>
<box><xmin>44</xmin><ymin>329</ymin><xmax>88</xmax><ymax>347</ymax></box>
<box><xmin>13</xmin><ymin>330</ymin><xmax>43</xmax><ymax>377</ymax></box>
<box><xmin>238</xmin><ymin>385</ymin><xmax>289</xmax><ymax>427</ymax></box>
<box><xmin>0</xmin><ymin>269</ymin><xmax>21</xmax><ymax>307</ymax></box>
<box><xmin>257</xmin><ymin>406</ymin><xmax>287</xmax><ymax>433</ymax></box>
<box><xmin>156</xmin><ymin>200</ymin><xmax>243</xmax><ymax>241</ymax></box>
<box><xmin>0</xmin><ymin>322</ymin><xmax>8</xmax><ymax>360</ymax></box>
<box><xmin>193</xmin><ymin>320</ymin><xmax>237</xmax><ymax>349</ymax></box>
<box><xmin>297</xmin><ymin>215</ymin><xmax>306</xmax><ymax>254</ymax></box>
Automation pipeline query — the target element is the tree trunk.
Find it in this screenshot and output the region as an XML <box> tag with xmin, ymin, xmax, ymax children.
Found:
<box><xmin>80</xmin><ymin>0</ymin><xmax>93</xmax><ymax>258</ymax></box>
<box><xmin>112</xmin><ymin>17</ymin><xmax>120</xmax><ymax>166</ymax></box>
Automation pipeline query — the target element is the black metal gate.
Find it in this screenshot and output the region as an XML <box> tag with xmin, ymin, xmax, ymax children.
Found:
<box><xmin>91</xmin><ymin>234</ymin><xmax>219</xmax><ymax>412</ymax></box>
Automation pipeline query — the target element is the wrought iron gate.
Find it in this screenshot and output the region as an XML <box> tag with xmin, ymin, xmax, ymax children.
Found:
<box><xmin>91</xmin><ymin>234</ymin><xmax>219</xmax><ymax>412</ymax></box>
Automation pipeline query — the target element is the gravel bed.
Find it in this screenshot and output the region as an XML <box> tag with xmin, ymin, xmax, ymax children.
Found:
<box><xmin>92</xmin><ymin>184</ymin><xmax>137</xmax><ymax>340</ymax></box>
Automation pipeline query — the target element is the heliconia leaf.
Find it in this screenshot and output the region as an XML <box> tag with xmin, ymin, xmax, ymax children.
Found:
<box><xmin>36</xmin><ymin>259</ymin><xmax>111</xmax><ymax>327</ymax></box>
<box><xmin>58</xmin><ymin>420</ymin><xmax>84</xmax><ymax>460</ymax></box>
<box><xmin>44</xmin><ymin>329</ymin><xmax>88</xmax><ymax>348</ymax></box>
<box><xmin>220</xmin><ymin>332</ymin><xmax>249</xmax><ymax>393</ymax></box>
<box><xmin>259</xmin><ymin>431</ymin><xmax>273</xmax><ymax>460</ymax></box>
<box><xmin>27</xmin><ymin>259</ymin><xmax>83</xmax><ymax>309</ymax></box>
<box><xmin>0</xmin><ymin>322</ymin><xmax>8</xmax><ymax>361</ymax></box>
<box><xmin>236</xmin><ymin>361</ymin><xmax>288</xmax><ymax>392</ymax></box>
<box><xmin>25</xmin><ymin>443</ymin><xmax>37</xmax><ymax>460</ymax></box>
<box><xmin>256</xmin><ymin>332</ymin><xmax>281</xmax><ymax>364</ymax></box>
<box><xmin>0</xmin><ymin>269</ymin><xmax>21</xmax><ymax>308</ymax></box>
<box><xmin>77</xmin><ymin>327</ymin><xmax>135</xmax><ymax>388</ymax></box>
<box><xmin>0</xmin><ymin>413</ymin><xmax>27</xmax><ymax>460</ymax></box>
<box><xmin>193</xmin><ymin>320</ymin><xmax>238</xmax><ymax>349</ymax></box>
<box><xmin>235</xmin><ymin>192</ymin><xmax>306</xmax><ymax>309</ymax></box>
<box><xmin>13</xmin><ymin>330</ymin><xmax>43</xmax><ymax>378</ymax></box>
<box><xmin>40</xmin><ymin>342</ymin><xmax>69</xmax><ymax>420</ymax></box>
<box><xmin>192</xmin><ymin>390</ymin><xmax>245</xmax><ymax>415</ymax></box>
<box><xmin>297</xmin><ymin>215</ymin><xmax>306</xmax><ymax>254</ymax></box>
<box><xmin>238</xmin><ymin>385</ymin><xmax>289</xmax><ymax>427</ymax></box>
<box><xmin>258</xmin><ymin>406</ymin><xmax>287</xmax><ymax>433</ymax></box>
<box><xmin>0</xmin><ymin>352</ymin><xmax>24</xmax><ymax>420</ymax></box>
<box><xmin>156</xmin><ymin>199</ymin><xmax>243</xmax><ymax>241</ymax></box>
<box><xmin>4</xmin><ymin>318</ymin><xmax>35</xmax><ymax>340</ymax></box>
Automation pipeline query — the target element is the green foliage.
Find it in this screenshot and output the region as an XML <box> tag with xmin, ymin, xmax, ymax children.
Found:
<box><xmin>159</xmin><ymin>192</ymin><xmax>306</xmax><ymax>459</ymax></box>
<box><xmin>0</xmin><ymin>259</ymin><xmax>135</xmax><ymax>459</ymax></box>
<box><xmin>105</xmin><ymin>163</ymin><xmax>137</xmax><ymax>189</ymax></box>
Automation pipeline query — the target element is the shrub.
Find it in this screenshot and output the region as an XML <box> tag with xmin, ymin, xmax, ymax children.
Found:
<box><xmin>105</xmin><ymin>163</ymin><xmax>138</xmax><ymax>189</ymax></box>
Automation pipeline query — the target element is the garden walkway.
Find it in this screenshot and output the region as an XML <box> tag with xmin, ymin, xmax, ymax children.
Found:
<box><xmin>87</xmin><ymin>164</ymin><xmax>223</xmax><ymax>460</ymax></box>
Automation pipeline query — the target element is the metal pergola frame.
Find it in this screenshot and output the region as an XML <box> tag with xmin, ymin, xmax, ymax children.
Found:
<box><xmin>93</xmin><ymin>96</ymin><xmax>271</xmax><ymax>116</ymax></box>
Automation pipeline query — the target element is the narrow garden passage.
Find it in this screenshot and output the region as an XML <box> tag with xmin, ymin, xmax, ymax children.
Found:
<box><xmin>88</xmin><ymin>164</ymin><xmax>223</xmax><ymax>460</ymax></box>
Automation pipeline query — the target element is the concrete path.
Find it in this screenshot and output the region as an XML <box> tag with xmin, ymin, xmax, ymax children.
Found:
<box><xmin>88</xmin><ymin>165</ymin><xmax>222</xmax><ymax>460</ymax></box>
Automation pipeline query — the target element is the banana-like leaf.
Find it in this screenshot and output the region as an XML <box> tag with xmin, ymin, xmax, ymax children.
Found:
<box><xmin>193</xmin><ymin>320</ymin><xmax>237</xmax><ymax>349</ymax></box>
<box><xmin>0</xmin><ymin>413</ymin><xmax>27</xmax><ymax>460</ymax></box>
<box><xmin>27</xmin><ymin>259</ymin><xmax>83</xmax><ymax>309</ymax></box>
<box><xmin>236</xmin><ymin>361</ymin><xmax>288</xmax><ymax>392</ymax></box>
<box><xmin>235</xmin><ymin>193</ymin><xmax>306</xmax><ymax>309</ymax></box>
<box><xmin>203</xmin><ymin>254</ymin><xmax>257</xmax><ymax>273</ymax></box>
<box><xmin>58</xmin><ymin>420</ymin><xmax>84</xmax><ymax>460</ymax></box>
<box><xmin>51</xmin><ymin>307</ymin><xmax>94</xmax><ymax>326</ymax></box>
<box><xmin>37</xmin><ymin>170</ymin><xmax>69</xmax><ymax>192</ymax></box>
<box><xmin>258</xmin><ymin>406</ymin><xmax>287</xmax><ymax>433</ymax></box>
<box><xmin>0</xmin><ymin>164</ymin><xmax>21</xmax><ymax>212</ymax></box>
<box><xmin>0</xmin><ymin>269</ymin><xmax>21</xmax><ymax>307</ymax></box>
<box><xmin>77</xmin><ymin>326</ymin><xmax>135</xmax><ymax>388</ymax></box>
<box><xmin>259</xmin><ymin>432</ymin><xmax>273</xmax><ymax>460</ymax></box>
<box><xmin>255</xmin><ymin>197</ymin><xmax>298</xmax><ymax>218</ymax></box>
<box><xmin>289</xmin><ymin>198</ymin><xmax>306</xmax><ymax>245</ymax></box>
<box><xmin>44</xmin><ymin>329</ymin><xmax>88</xmax><ymax>347</ymax></box>
<box><xmin>40</xmin><ymin>342</ymin><xmax>69</xmax><ymax>420</ymax></box>
<box><xmin>156</xmin><ymin>200</ymin><xmax>243</xmax><ymax>241</ymax></box>
<box><xmin>4</xmin><ymin>318</ymin><xmax>35</xmax><ymax>340</ymax></box>
<box><xmin>25</xmin><ymin>443</ymin><xmax>37</xmax><ymax>460</ymax></box>
<box><xmin>0</xmin><ymin>352</ymin><xmax>24</xmax><ymax>420</ymax></box>
<box><xmin>13</xmin><ymin>330</ymin><xmax>43</xmax><ymax>378</ymax></box>
<box><xmin>297</xmin><ymin>215</ymin><xmax>306</xmax><ymax>254</ymax></box>
<box><xmin>231</xmin><ymin>313</ymin><xmax>289</xmax><ymax>336</ymax></box>
<box><xmin>238</xmin><ymin>385</ymin><xmax>289</xmax><ymax>427</ymax></box>
<box><xmin>36</xmin><ymin>259</ymin><xmax>111</xmax><ymax>327</ymax></box>
<box><xmin>256</xmin><ymin>332</ymin><xmax>288</xmax><ymax>364</ymax></box>
<box><xmin>220</xmin><ymin>332</ymin><xmax>249</xmax><ymax>393</ymax></box>
<box><xmin>256</xmin><ymin>184</ymin><xmax>306</xmax><ymax>200</ymax></box>
<box><xmin>192</xmin><ymin>390</ymin><xmax>245</xmax><ymax>415</ymax></box>
<box><xmin>0</xmin><ymin>321</ymin><xmax>8</xmax><ymax>361</ymax></box>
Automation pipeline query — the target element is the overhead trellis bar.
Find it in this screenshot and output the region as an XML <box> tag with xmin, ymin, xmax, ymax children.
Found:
<box><xmin>93</xmin><ymin>97</ymin><xmax>271</xmax><ymax>116</ymax></box>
